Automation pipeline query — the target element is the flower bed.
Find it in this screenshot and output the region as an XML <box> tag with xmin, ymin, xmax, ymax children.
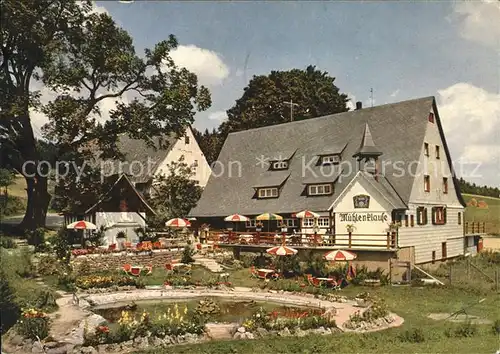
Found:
<box><xmin>343</xmin><ymin>296</ymin><xmax>395</xmax><ymax>331</ymax></box>
<box><xmin>83</xmin><ymin>304</ymin><xmax>205</xmax><ymax>347</ymax></box>
<box><xmin>16</xmin><ymin>308</ymin><xmax>50</xmax><ymax>340</ymax></box>
<box><xmin>242</xmin><ymin>306</ymin><xmax>336</xmax><ymax>333</ymax></box>
<box><xmin>75</xmin><ymin>275</ymin><xmax>142</xmax><ymax>290</ymax></box>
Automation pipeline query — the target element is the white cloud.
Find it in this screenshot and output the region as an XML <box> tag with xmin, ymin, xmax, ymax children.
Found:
<box><xmin>453</xmin><ymin>0</ymin><xmax>500</xmax><ymax>48</ymax></box>
<box><xmin>346</xmin><ymin>93</ymin><xmax>357</xmax><ymax>111</ymax></box>
<box><xmin>169</xmin><ymin>45</ymin><xmax>230</xmax><ymax>86</ymax></box>
<box><xmin>390</xmin><ymin>89</ymin><xmax>400</xmax><ymax>98</ymax></box>
<box><xmin>208</xmin><ymin>110</ymin><xmax>228</xmax><ymax>122</ymax></box>
<box><xmin>437</xmin><ymin>83</ymin><xmax>500</xmax><ymax>184</ymax></box>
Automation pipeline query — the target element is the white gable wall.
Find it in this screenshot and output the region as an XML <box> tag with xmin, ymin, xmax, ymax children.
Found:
<box><xmin>333</xmin><ymin>175</ymin><xmax>393</xmax><ymax>248</ymax></box>
<box><xmin>400</xmin><ymin>105</ymin><xmax>465</xmax><ymax>263</ymax></box>
<box><xmin>155</xmin><ymin>127</ymin><xmax>211</xmax><ymax>187</ymax></box>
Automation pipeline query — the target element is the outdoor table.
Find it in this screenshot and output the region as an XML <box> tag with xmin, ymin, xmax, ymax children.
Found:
<box><xmin>257</xmin><ymin>269</ymin><xmax>275</xmax><ymax>279</ymax></box>
<box><xmin>239</xmin><ymin>235</ymin><xmax>253</xmax><ymax>243</ymax></box>
<box><xmin>316</xmin><ymin>277</ymin><xmax>336</xmax><ymax>287</ymax></box>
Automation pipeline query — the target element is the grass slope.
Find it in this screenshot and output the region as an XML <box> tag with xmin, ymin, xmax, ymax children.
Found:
<box><xmin>463</xmin><ymin>193</ymin><xmax>500</xmax><ymax>234</ymax></box>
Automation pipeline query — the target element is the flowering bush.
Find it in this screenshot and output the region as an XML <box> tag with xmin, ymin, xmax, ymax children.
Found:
<box><xmin>75</xmin><ymin>275</ymin><xmax>139</xmax><ymax>289</ymax></box>
<box><xmin>348</xmin><ymin>299</ymin><xmax>389</xmax><ymax>324</ymax></box>
<box><xmin>248</xmin><ymin>307</ymin><xmax>335</xmax><ymax>331</ymax></box>
<box><xmin>17</xmin><ymin>308</ymin><xmax>50</xmax><ymax>340</ymax></box>
<box><xmin>71</xmin><ymin>249</ymin><xmax>89</xmax><ymax>256</ymax></box>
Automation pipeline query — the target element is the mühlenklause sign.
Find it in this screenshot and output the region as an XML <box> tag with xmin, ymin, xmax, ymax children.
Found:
<box><xmin>339</xmin><ymin>212</ymin><xmax>388</xmax><ymax>223</ymax></box>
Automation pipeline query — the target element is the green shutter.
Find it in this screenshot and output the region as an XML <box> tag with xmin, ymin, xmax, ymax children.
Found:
<box><xmin>444</xmin><ymin>208</ymin><xmax>447</xmax><ymax>224</ymax></box>
<box><xmin>431</xmin><ymin>207</ymin><xmax>436</xmax><ymax>225</ymax></box>
<box><xmin>424</xmin><ymin>208</ymin><xmax>428</xmax><ymax>225</ymax></box>
<box><xmin>416</xmin><ymin>208</ymin><xmax>421</xmax><ymax>225</ymax></box>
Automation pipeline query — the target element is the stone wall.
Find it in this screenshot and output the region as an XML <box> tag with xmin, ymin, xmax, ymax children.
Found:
<box><xmin>71</xmin><ymin>250</ymin><xmax>183</xmax><ymax>272</ymax></box>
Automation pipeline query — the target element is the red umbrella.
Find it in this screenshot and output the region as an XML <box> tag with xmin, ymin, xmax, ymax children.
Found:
<box><xmin>266</xmin><ymin>245</ymin><xmax>298</xmax><ymax>256</ymax></box>
<box><xmin>295</xmin><ymin>210</ymin><xmax>320</xmax><ymax>219</ymax></box>
<box><xmin>324</xmin><ymin>249</ymin><xmax>357</xmax><ymax>261</ymax></box>
<box><xmin>165</xmin><ymin>218</ymin><xmax>191</xmax><ymax>228</ymax></box>
<box><xmin>224</xmin><ymin>214</ymin><xmax>249</xmax><ymax>222</ymax></box>
<box><xmin>66</xmin><ymin>220</ymin><xmax>97</xmax><ymax>230</ymax></box>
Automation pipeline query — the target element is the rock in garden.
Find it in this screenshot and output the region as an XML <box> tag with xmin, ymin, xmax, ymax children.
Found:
<box><xmin>278</xmin><ymin>327</ymin><xmax>292</xmax><ymax>337</ymax></box>
<box><xmin>80</xmin><ymin>347</ymin><xmax>98</xmax><ymax>354</ymax></box>
<box><xmin>31</xmin><ymin>342</ymin><xmax>44</xmax><ymax>353</ymax></box>
<box><xmin>237</xmin><ymin>326</ymin><xmax>246</xmax><ymax>333</ymax></box>
<box><xmin>10</xmin><ymin>334</ymin><xmax>24</xmax><ymax>346</ymax></box>
<box><xmin>256</xmin><ymin>327</ymin><xmax>268</xmax><ymax>338</ymax></box>
<box><xmin>295</xmin><ymin>329</ymin><xmax>307</xmax><ymax>337</ymax></box>
<box><xmin>232</xmin><ymin>332</ymin><xmax>244</xmax><ymax>340</ymax></box>
<box><xmin>46</xmin><ymin>345</ymin><xmax>69</xmax><ymax>354</ymax></box>
<box><xmin>150</xmin><ymin>336</ymin><xmax>164</xmax><ymax>347</ymax></box>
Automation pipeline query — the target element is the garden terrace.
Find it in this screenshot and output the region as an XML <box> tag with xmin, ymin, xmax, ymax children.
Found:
<box><xmin>206</xmin><ymin>230</ymin><xmax>397</xmax><ymax>250</ymax></box>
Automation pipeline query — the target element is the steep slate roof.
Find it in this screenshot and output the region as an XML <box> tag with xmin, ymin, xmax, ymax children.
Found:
<box><xmin>190</xmin><ymin>96</ymin><xmax>463</xmax><ymax>217</ymax></box>
<box><xmin>100</xmin><ymin>134</ymin><xmax>178</xmax><ymax>183</ymax></box>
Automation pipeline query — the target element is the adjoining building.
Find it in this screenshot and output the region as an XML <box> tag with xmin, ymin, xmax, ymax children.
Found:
<box><xmin>190</xmin><ymin>97</ymin><xmax>466</xmax><ymax>265</ymax></box>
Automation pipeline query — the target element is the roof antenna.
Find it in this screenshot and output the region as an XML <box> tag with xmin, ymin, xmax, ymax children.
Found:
<box><xmin>283</xmin><ymin>99</ymin><xmax>299</xmax><ymax>122</ymax></box>
<box><xmin>370</xmin><ymin>88</ymin><xmax>374</xmax><ymax>107</ymax></box>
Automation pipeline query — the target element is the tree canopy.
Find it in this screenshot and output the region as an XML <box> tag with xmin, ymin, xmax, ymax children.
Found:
<box><xmin>196</xmin><ymin>65</ymin><xmax>349</xmax><ymax>164</ymax></box>
<box><xmin>1</xmin><ymin>0</ymin><xmax>210</xmax><ymax>228</ymax></box>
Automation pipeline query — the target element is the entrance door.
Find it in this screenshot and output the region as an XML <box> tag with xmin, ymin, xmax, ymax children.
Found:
<box><xmin>441</xmin><ymin>242</ymin><xmax>447</xmax><ymax>259</ymax></box>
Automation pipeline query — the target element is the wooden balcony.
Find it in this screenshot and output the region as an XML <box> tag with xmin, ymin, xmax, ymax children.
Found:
<box><xmin>464</xmin><ymin>221</ymin><xmax>488</xmax><ymax>235</ymax></box>
<box><xmin>205</xmin><ymin>230</ymin><xmax>397</xmax><ymax>250</ymax></box>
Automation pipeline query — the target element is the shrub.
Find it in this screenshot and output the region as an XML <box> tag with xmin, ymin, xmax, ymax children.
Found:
<box><xmin>0</xmin><ymin>237</ymin><xmax>17</xmax><ymax>249</ymax></box>
<box><xmin>35</xmin><ymin>289</ymin><xmax>58</xmax><ymax>311</ymax></box>
<box><xmin>52</xmin><ymin>228</ymin><xmax>71</xmax><ymax>262</ymax></box>
<box><xmin>181</xmin><ymin>244</ymin><xmax>195</xmax><ymax>264</ymax></box>
<box><xmin>0</xmin><ymin>195</ymin><xmax>26</xmax><ymax>217</ymax></box>
<box><xmin>398</xmin><ymin>328</ymin><xmax>426</xmax><ymax>343</ymax></box>
<box><xmin>444</xmin><ymin>321</ymin><xmax>478</xmax><ymax>338</ymax></box>
<box><xmin>17</xmin><ymin>248</ymin><xmax>36</xmax><ymax>278</ymax></box>
<box><xmin>16</xmin><ymin>309</ymin><xmax>50</xmax><ymax>340</ymax></box>
<box><xmin>0</xmin><ymin>270</ymin><xmax>20</xmax><ymax>334</ymax></box>
<box><xmin>36</xmin><ymin>255</ymin><xmax>61</xmax><ymax>276</ymax></box>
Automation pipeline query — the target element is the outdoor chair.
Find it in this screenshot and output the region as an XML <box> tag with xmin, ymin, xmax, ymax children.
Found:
<box><xmin>130</xmin><ymin>267</ymin><xmax>141</xmax><ymax>277</ymax></box>
<box><xmin>153</xmin><ymin>242</ymin><xmax>162</xmax><ymax>249</ymax></box>
<box><xmin>165</xmin><ymin>263</ymin><xmax>174</xmax><ymax>271</ymax></box>
<box><xmin>143</xmin><ymin>264</ymin><xmax>153</xmax><ymax>276</ymax></box>
<box><xmin>123</xmin><ymin>264</ymin><xmax>132</xmax><ymax>275</ymax></box>
<box><xmin>306</xmin><ymin>274</ymin><xmax>322</xmax><ymax>288</ymax></box>
<box><xmin>250</xmin><ymin>266</ymin><xmax>258</xmax><ymax>278</ymax></box>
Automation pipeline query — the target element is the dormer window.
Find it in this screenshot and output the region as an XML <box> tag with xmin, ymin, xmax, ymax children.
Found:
<box><xmin>308</xmin><ymin>183</ymin><xmax>333</xmax><ymax>196</ymax></box>
<box><xmin>185</xmin><ymin>135</ymin><xmax>190</xmax><ymax>144</ymax></box>
<box><xmin>271</xmin><ymin>161</ymin><xmax>288</xmax><ymax>170</ymax></box>
<box><xmin>321</xmin><ymin>155</ymin><xmax>341</xmax><ymax>165</ymax></box>
<box><xmin>257</xmin><ymin>187</ymin><xmax>279</xmax><ymax>199</ymax></box>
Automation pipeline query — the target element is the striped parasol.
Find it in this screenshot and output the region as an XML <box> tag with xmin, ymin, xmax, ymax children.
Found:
<box><xmin>224</xmin><ymin>214</ymin><xmax>249</xmax><ymax>222</ymax></box>
<box><xmin>295</xmin><ymin>210</ymin><xmax>320</xmax><ymax>219</ymax></box>
<box><xmin>266</xmin><ymin>245</ymin><xmax>298</xmax><ymax>256</ymax></box>
<box><xmin>66</xmin><ymin>220</ymin><xmax>97</xmax><ymax>230</ymax></box>
<box><xmin>165</xmin><ymin>218</ymin><xmax>191</xmax><ymax>228</ymax></box>
<box><xmin>323</xmin><ymin>249</ymin><xmax>357</xmax><ymax>261</ymax></box>
<box><xmin>256</xmin><ymin>213</ymin><xmax>283</xmax><ymax>221</ymax></box>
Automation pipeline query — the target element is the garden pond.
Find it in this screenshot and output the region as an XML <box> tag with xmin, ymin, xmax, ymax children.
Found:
<box><xmin>92</xmin><ymin>297</ymin><xmax>318</xmax><ymax>324</ymax></box>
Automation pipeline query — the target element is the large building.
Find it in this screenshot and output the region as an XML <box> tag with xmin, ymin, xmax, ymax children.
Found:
<box><xmin>190</xmin><ymin>97</ymin><xmax>466</xmax><ymax>264</ymax></box>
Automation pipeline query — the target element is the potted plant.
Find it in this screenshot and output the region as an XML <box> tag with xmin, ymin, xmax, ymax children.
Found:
<box><xmin>255</xmin><ymin>222</ymin><xmax>263</xmax><ymax>232</ymax></box>
<box><xmin>116</xmin><ymin>231</ymin><xmax>126</xmax><ymax>250</ymax></box>
<box><xmin>354</xmin><ymin>291</ymin><xmax>371</xmax><ymax>307</ymax></box>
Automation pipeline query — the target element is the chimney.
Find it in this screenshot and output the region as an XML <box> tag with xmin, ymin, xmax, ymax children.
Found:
<box><xmin>355</xmin><ymin>101</ymin><xmax>362</xmax><ymax>110</ymax></box>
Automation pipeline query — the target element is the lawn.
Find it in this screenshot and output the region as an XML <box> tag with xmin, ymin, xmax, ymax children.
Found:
<box><xmin>138</xmin><ymin>284</ymin><xmax>500</xmax><ymax>354</ymax></box>
<box><xmin>463</xmin><ymin>193</ymin><xmax>500</xmax><ymax>235</ymax></box>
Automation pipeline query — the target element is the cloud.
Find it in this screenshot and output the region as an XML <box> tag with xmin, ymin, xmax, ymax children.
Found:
<box><xmin>346</xmin><ymin>93</ymin><xmax>357</xmax><ymax>111</ymax></box>
<box><xmin>169</xmin><ymin>45</ymin><xmax>230</xmax><ymax>86</ymax></box>
<box><xmin>437</xmin><ymin>83</ymin><xmax>500</xmax><ymax>185</ymax></box>
<box><xmin>390</xmin><ymin>89</ymin><xmax>400</xmax><ymax>98</ymax></box>
<box><xmin>208</xmin><ymin>110</ymin><xmax>228</xmax><ymax>122</ymax></box>
<box><xmin>452</xmin><ymin>0</ymin><xmax>500</xmax><ymax>48</ymax></box>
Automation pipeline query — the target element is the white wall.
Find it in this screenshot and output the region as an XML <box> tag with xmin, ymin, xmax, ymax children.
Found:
<box><xmin>333</xmin><ymin>177</ymin><xmax>393</xmax><ymax>247</ymax></box>
<box><xmin>95</xmin><ymin>211</ymin><xmax>146</xmax><ymax>245</ymax></box>
<box><xmin>155</xmin><ymin>127</ymin><xmax>211</xmax><ymax>187</ymax></box>
<box><xmin>402</xmin><ymin>105</ymin><xmax>465</xmax><ymax>263</ymax></box>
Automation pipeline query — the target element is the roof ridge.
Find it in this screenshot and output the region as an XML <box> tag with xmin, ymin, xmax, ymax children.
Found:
<box><xmin>228</xmin><ymin>96</ymin><xmax>435</xmax><ymax>137</ymax></box>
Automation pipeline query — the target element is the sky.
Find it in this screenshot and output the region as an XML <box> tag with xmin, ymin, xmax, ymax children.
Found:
<box><xmin>32</xmin><ymin>0</ymin><xmax>500</xmax><ymax>187</ymax></box>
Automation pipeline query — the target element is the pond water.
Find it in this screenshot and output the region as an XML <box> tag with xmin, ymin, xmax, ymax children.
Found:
<box><xmin>93</xmin><ymin>297</ymin><xmax>312</xmax><ymax>323</ymax></box>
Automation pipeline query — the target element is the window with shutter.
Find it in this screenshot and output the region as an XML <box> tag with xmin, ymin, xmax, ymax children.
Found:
<box><xmin>405</xmin><ymin>215</ymin><xmax>409</xmax><ymax>227</ymax></box>
<box><xmin>458</xmin><ymin>212</ymin><xmax>462</xmax><ymax>225</ymax></box>
<box><xmin>432</xmin><ymin>207</ymin><xmax>446</xmax><ymax>225</ymax></box>
<box><xmin>410</xmin><ymin>215</ymin><xmax>414</xmax><ymax>227</ymax></box>
<box><xmin>417</xmin><ymin>207</ymin><xmax>427</xmax><ymax>225</ymax></box>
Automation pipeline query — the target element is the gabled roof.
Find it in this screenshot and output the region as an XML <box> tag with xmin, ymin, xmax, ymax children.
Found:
<box><xmin>85</xmin><ymin>174</ymin><xmax>156</xmax><ymax>215</ymax></box>
<box><xmin>98</xmin><ymin>134</ymin><xmax>178</xmax><ymax>183</ymax></box>
<box><xmin>190</xmin><ymin>96</ymin><xmax>463</xmax><ymax>217</ymax></box>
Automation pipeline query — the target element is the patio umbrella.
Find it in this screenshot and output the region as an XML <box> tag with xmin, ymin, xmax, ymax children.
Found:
<box><xmin>323</xmin><ymin>249</ymin><xmax>357</xmax><ymax>261</ymax></box>
<box><xmin>266</xmin><ymin>245</ymin><xmax>298</xmax><ymax>256</ymax></box>
<box><xmin>295</xmin><ymin>210</ymin><xmax>320</xmax><ymax>219</ymax></box>
<box><xmin>165</xmin><ymin>218</ymin><xmax>191</xmax><ymax>228</ymax></box>
<box><xmin>256</xmin><ymin>213</ymin><xmax>283</xmax><ymax>232</ymax></box>
<box><xmin>224</xmin><ymin>214</ymin><xmax>249</xmax><ymax>222</ymax></box>
<box><xmin>66</xmin><ymin>220</ymin><xmax>97</xmax><ymax>230</ymax></box>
